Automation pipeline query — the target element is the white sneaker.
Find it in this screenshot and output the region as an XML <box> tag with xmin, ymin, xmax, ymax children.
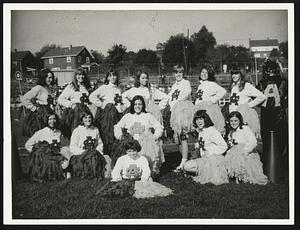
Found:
<box><xmin>61</xmin><ymin>160</ymin><xmax>69</xmax><ymax>170</ymax></box>
<box><xmin>66</xmin><ymin>172</ymin><xmax>71</xmax><ymax>179</ymax></box>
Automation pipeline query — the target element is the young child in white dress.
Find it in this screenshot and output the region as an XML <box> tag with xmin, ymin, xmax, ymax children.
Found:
<box><xmin>224</xmin><ymin>111</ymin><xmax>268</xmax><ymax>185</ymax></box>
<box><xmin>183</xmin><ymin>110</ymin><xmax>228</xmax><ymax>185</ymax></box>
<box><xmin>194</xmin><ymin>65</ymin><xmax>226</xmax><ymax>133</ymax></box>
<box><xmin>111</xmin><ymin>139</ymin><xmax>173</xmax><ymax>199</ymax></box>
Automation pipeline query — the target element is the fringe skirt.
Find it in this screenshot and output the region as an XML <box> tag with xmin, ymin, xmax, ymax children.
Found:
<box><xmin>59</xmin><ymin>103</ymin><xmax>91</xmax><ymax>139</ymax></box>
<box><xmin>28</xmin><ymin>141</ymin><xmax>66</xmax><ymax>182</ymax></box>
<box><xmin>147</xmin><ymin>101</ymin><xmax>163</xmax><ymax>124</ymax></box>
<box><xmin>22</xmin><ymin>105</ymin><xmax>53</xmax><ymax>138</ymax></box>
<box><xmin>185</xmin><ymin>155</ymin><xmax>228</xmax><ymax>185</ymax></box>
<box><xmin>170</xmin><ymin>101</ymin><xmax>194</xmax><ymax>144</ymax></box>
<box><xmin>139</xmin><ymin>132</ymin><xmax>165</xmax><ymax>174</ymax></box>
<box><xmin>224</xmin><ymin>145</ymin><xmax>268</xmax><ymax>185</ymax></box>
<box><xmin>194</xmin><ymin>102</ymin><xmax>225</xmax><ymax>133</ymax></box>
<box><xmin>94</xmin><ymin>103</ymin><xmax>123</xmax><ymax>156</ymax></box>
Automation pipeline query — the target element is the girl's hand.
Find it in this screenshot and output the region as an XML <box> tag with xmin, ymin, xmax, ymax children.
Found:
<box><xmin>71</xmin><ymin>103</ymin><xmax>77</xmax><ymax>109</ymax></box>
<box><xmin>195</xmin><ymin>142</ymin><xmax>200</xmax><ymax>149</ymax></box>
<box><xmin>31</xmin><ymin>106</ymin><xmax>37</xmax><ymax>112</ymax></box>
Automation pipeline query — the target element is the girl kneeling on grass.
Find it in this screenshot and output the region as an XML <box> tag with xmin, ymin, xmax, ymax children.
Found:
<box><xmin>25</xmin><ymin>111</ymin><xmax>72</xmax><ymax>182</ymax></box>
<box><xmin>109</xmin><ymin>139</ymin><xmax>173</xmax><ymax>199</ymax></box>
<box><xmin>183</xmin><ymin>110</ymin><xmax>229</xmax><ymax>185</ymax></box>
<box><xmin>224</xmin><ymin>111</ymin><xmax>268</xmax><ymax>185</ymax></box>
<box><xmin>69</xmin><ymin>110</ymin><xmax>112</xmax><ymax>179</ymax></box>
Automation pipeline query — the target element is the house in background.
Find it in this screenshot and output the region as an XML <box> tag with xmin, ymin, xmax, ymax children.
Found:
<box><xmin>41</xmin><ymin>45</ymin><xmax>93</xmax><ymax>86</ymax></box>
<box><xmin>249</xmin><ymin>38</ymin><xmax>279</xmax><ymax>59</ymax></box>
<box><xmin>11</xmin><ymin>50</ymin><xmax>36</xmax><ymax>78</ymax></box>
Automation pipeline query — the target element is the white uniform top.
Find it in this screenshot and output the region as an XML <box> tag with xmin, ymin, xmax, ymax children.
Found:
<box><xmin>25</xmin><ymin>127</ymin><xmax>61</xmax><ymax>152</ymax></box>
<box><xmin>70</xmin><ymin>125</ymin><xmax>103</xmax><ymax>155</ymax></box>
<box><xmin>195</xmin><ymin>80</ymin><xmax>226</xmax><ymax>105</ymax></box>
<box><xmin>89</xmin><ymin>83</ymin><xmax>122</xmax><ymax>107</ymax></box>
<box><xmin>229</xmin><ymin>82</ymin><xmax>266</xmax><ymax>112</ymax></box>
<box><xmin>21</xmin><ymin>85</ymin><xmax>50</xmax><ymax>111</ymax></box>
<box><xmin>196</xmin><ymin>126</ymin><xmax>227</xmax><ymax>157</ymax></box>
<box><xmin>228</xmin><ymin>125</ymin><xmax>257</xmax><ymax>153</ymax></box>
<box><xmin>122</xmin><ymin>86</ymin><xmax>169</xmax><ymax>110</ymax></box>
<box><xmin>111</xmin><ymin>154</ymin><xmax>151</xmax><ymax>181</ymax></box>
<box><xmin>114</xmin><ymin>112</ymin><xmax>163</xmax><ymax>140</ymax></box>
<box><xmin>167</xmin><ymin>79</ymin><xmax>192</xmax><ymax>110</ymax></box>
<box><xmin>58</xmin><ymin>84</ymin><xmax>89</xmax><ymax>108</ymax></box>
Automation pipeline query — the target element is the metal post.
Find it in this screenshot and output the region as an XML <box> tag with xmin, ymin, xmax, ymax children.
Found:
<box><xmin>254</xmin><ymin>56</ymin><xmax>258</xmax><ymax>86</ymax></box>
<box><xmin>18</xmin><ymin>79</ymin><xmax>26</xmax><ymax>116</ymax></box>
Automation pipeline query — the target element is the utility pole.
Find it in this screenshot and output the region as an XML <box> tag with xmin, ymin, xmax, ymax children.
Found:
<box><xmin>182</xmin><ymin>32</ymin><xmax>188</xmax><ymax>74</ymax></box>
<box><xmin>254</xmin><ymin>55</ymin><xmax>258</xmax><ymax>86</ymax></box>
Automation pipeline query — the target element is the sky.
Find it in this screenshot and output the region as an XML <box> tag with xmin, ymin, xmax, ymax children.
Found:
<box><xmin>11</xmin><ymin>8</ymin><xmax>288</xmax><ymax>55</ymax></box>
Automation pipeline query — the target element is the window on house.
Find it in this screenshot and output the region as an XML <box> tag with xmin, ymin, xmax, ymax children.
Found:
<box><xmin>86</xmin><ymin>57</ymin><xmax>90</xmax><ymax>63</ymax></box>
<box><xmin>67</xmin><ymin>56</ymin><xmax>71</xmax><ymax>63</ymax></box>
<box><xmin>49</xmin><ymin>58</ymin><xmax>53</xmax><ymax>64</ymax></box>
<box><xmin>78</xmin><ymin>56</ymin><xmax>82</xmax><ymax>63</ymax></box>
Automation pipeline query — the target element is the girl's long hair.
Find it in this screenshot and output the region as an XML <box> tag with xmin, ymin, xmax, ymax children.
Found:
<box><xmin>104</xmin><ymin>69</ymin><xmax>119</xmax><ymax>86</ymax></box>
<box><xmin>36</xmin><ymin>68</ymin><xmax>55</xmax><ymax>87</ymax></box>
<box><xmin>224</xmin><ymin>111</ymin><xmax>245</xmax><ymax>141</ymax></box>
<box><xmin>193</xmin><ymin>110</ymin><xmax>214</xmax><ymax>128</ymax></box>
<box><xmin>129</xmin><ymin>95</ymin><xmax>147</xmax><ymax>114</ymax></box>
<box><xmin>70</xmin><ymin>68</ymin><xmax>91</xmax><ymax>91</ymax></box>
<box><xmin>134</xmin><ymin>71</ymin><xmax>150</xmax><ymax>88</ymax></box>
<box><xmin>199</xmin><ymin>65</ymin><xmax>216</xmax><ymax>82</ymax></box>
<box><xmin>230</xmin><ymin>70</ymin><xmax>247</xmax><ymax>92</ymax></box>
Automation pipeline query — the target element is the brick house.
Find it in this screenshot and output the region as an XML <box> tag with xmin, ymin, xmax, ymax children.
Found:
<box><xmin>11</xmin><ymin>50</ymin><xmax>36</xmax><ymax>78</ymax></box>
<box><xmin>249</xmin><ymin>38</ymin><xmax>279</xmax><ymax>59</ymax></box>
<box><xmin>41</xmin><ymin>45</ymin><xmax>93</xmax><ymax>86</ymax></box>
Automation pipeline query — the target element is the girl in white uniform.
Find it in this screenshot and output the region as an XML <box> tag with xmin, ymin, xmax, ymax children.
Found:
<box><xmin>228</xmin><ymin>67</ymin><xmax>266</xmax><ymax>138</ymax></box>
<box><xmin>183</xmin><ymin>110</ymin><xmax>228</xmax><ymax>185</ymax></box>
<box><xmin>89</xmin><ymin>70</ymin><xmax>125</xmax><ymax>156</ymax></box>
<box><xmin>122</xmin><ymin>71</ymin><xmax>169</xmax><ymax>123</ymax></box>
<box><xmin>194</xmin><ymin>65</ymin><xmax>226</xmax><ymax>133</ymax></box>
<box><xmin>167</xmin><ymin>65</ymin><xmax>194</xmax><ymax>170</ymax></box>
<box><xmin>25</xmin><ymin>111</ymin><xmax>72</xmax><ymax>181</ymax></box>
<box><xmin>114</xmin><ymin>95</ymin><xmax>164</xmax><ymax>175</ymax></box>
<box><xmin>21</xmin><ymin>68</ymin><xmax>56</xmax><ymax>137</ymax></box>
<box><xmin>111</xmin><ymin>139</ymin><xmax>173</xmax><ymax>199</ymax></box>
<box><xmin>58</xmin><ymin>68</ymin><xmax>93</xmax><ymax>139</ymax></box>
<box><xmin>69</xmin><ymin>110</ymin><xmax>111</xmax><ymax>179</ymax></box>
<box><xmin>224</xmin><ymin>111</ymin><xmax>268</xmax><ymax>185</ymax></box>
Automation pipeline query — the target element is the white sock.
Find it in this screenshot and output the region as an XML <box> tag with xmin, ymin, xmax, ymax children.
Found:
<box><xmin>179</xmin><ymin>158</ymin><xmax>187</xmax><ymax>167</ymax></box>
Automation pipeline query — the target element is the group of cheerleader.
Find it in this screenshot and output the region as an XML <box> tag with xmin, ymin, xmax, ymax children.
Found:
<box><xmin>20</xmin><ymin>59</ymin><xmax>287</xmax><ymax>198</ymax></box>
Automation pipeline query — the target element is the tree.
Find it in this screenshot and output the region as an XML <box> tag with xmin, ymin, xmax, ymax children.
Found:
<box><xmin>191</xmin><ymin>26</ymin><xmax>216</xmax><ymax>63</ymax></box>
<box><xmin>107</xmin><ymin>44</ymin><xmax>127</xmax><ymax>65</ymax></box>
<box><xmin>135</xmin><ymin>49</ymin><xmax>159</xmax><ymax>66</ymax></box>
<box><xmin>279</xmin><ymin>41</ymin><xmax>288</xmax><ymax>59</ymax></box>
<box><xmin>91</xmin><ymin>50</ymin><xmax>105</xmax><ymax>64</ymax></box>
<box><xmin>35</xmin><ymin>43</ymin><xmax>60</xmax><ymax>70</ymax></box>
<box><xmin>162</xmin><ymin>33</ymin><xmax>195</xmax><ymax>68</ymax></box>
<box><xmin>269</xmin><ymin>48</ymin><xmax>280</xmax><ymax>58</ymax></box>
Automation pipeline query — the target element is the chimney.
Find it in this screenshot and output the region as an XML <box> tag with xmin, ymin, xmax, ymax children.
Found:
<box><xmin>69</xmin><ymin>45</ymin><xmax>72</xmax><ymax>50</ymax></box>
<box><xmin>14</xmin><ymin>49</ymin><xmax>17</xmax><ymax>53</ymax></box>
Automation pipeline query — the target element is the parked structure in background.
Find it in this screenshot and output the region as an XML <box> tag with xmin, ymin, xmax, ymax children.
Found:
<box><xmin>249</xmin><ymin>38</ymin><xmax>279</xmax><ymax>59</ymax></box>
<box><xmin>41</xmin><ymin>45</ymin><xmax>95</xmax><ymax>86</ymax></box>
<box><xmin>11</xmin><ymin>50</ymin><xmax>36</xmax><ymax>78</ymax></box>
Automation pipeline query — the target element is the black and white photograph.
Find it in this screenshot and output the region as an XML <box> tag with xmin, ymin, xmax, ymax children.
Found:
<box><xmin>3</xmin><ymin>3</ymin><xmax>294</xmax><ymax>225</ymax></box>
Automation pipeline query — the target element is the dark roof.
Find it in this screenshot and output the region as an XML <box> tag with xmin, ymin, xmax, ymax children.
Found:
<box><xmin>41</xmin><ymin>46</ymin><xmax>86</xmax><ymax>58</ymax></box>
<box><xmin>249</xmin><ymin>39</ymin><xmax>279</xmax><ymax>47</ymax></box>
<box><xmin>11</xmin><ymin>51</ymin><xmax>32</xmax><ymax>61</ymax></box>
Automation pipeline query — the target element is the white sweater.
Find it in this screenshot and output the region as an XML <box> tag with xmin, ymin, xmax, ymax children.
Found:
<box><xmin>167</xmin><ymin>79</ymin><xmax>192</xmax><ymax>110</ymax></box>
<box><xmin>111</xmin><ymin>154</ymin><xmax>151</xmax><ymax>181</ymax></box>
<box><xmin>114</xmin><ymin>112</ymin><xmax>163</xmax><ymax>140</ymax></box>
<box><xmin>58</xmin><ymin>84</ymin><xmax>89</xmax><ymax>108</ymax></box>
<box><xmin>25</xmin><ymin>127</ymin><xmax>61</xmax><ymax>152</ymax></box>
<box><xmin>70</xmin><ymin>125</ymin><xmax>103</xmax><ymax>155</ymax></box>
<box><xmin>228</xmin><ymin>125</ymin><xmax>257</xmax><ymax>153</ymax></box>
<box><xmin>21</xmin><ymin>85</ymin><xmax>51</xmax><ymax>111</ymax></box>
<box><xmin>195</xmin><ymin>80</ymin><xmax>226</xmax><ymax>105</ymax></box>
<box><xmin>196</xmin><ymin>126</ymin><xmax>227</xmax><ymax>157</ymax></box>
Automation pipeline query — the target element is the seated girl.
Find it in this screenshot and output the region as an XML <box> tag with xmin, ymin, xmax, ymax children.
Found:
<box><xmin>183</xmin><ymin>110</ymin><xmax>228</xmax><ymax>185</ymax></box>
<box><xmin>110</xmin><ymin>139</ymin><xmax>173</xmax><ymax>199</ymax></box>
<box><xmin>224</xmin><ymin>111</ymin><xmax>268</xmax><ymax>185</ymax></box>
<box><xmin>114</xmin><ymin>95</ymin><xmax>164</xmax><ymax>175</ymax></box>
<box><xmin>25</xmin><ymin>111</ymin><xmax>72</xmax><ymax>182</ymax></box>
<box><xmin>69</xmin><ymin>110</ymin><xmax>111</xmax><ymax>179</ymax></box>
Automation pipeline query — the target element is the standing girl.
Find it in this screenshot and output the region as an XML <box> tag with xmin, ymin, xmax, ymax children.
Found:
<box><xmin>227</xmin><ymin>66</ymin><xmax>266</xmax><ymax>138</ymax></box>
<box><xmin>224</xmin><ymin>111</ymin><xmax>268</xmax><ymax>185</ymax></box>
<box><xmin>167</xmin><ymin>65</ymin><xmax>194</xmax><ymax>170</ymax></box>
<box><xmin>114</xmin><ymin>95</ymin><xmax>164</xmax><ymax>175</ymax></box>
<box><xmin>183</xmin><ymin>110</ymin><xmax>228</xmax><ymax>185</ymax></box>
<box><xmin>21</xmin><ymin>68</ymin><xmax>56</xmax><ymax>137</ymax></box>
<box><xmin>58</xmin><ymin>68</ymin><xmax>92</xmax><ymax>139</ymax></box>
<box><xmin>194</xmin><ymin>65</ymin><xmax>226</xmax><ymax>133</ymax></box>
<box><xmin>122</xmin><ymin>71</ymin><xmax>169</xmax><ymax>123</ymax></box>
<box><xmin>89</xmin><ymin>70</ymin><xmax>125</xmax><ymax>156</ymax></box>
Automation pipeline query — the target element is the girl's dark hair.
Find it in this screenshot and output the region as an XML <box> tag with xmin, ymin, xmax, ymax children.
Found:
<box><xmin>124</xmin><ymin>139</ymin><xmax>142</xmax><ymax>152</ymax></box>
<box><xmin>199</xmin><ymin>65</ymin><xmax>215</xmax><ymax>82</ymax></box>
<box><xmin>230</xmin><ymin>68</ymin><xmax>247</xmax><ymax>92</ymax></box>
<box><xmin>79</xmin><ymin>109</ymin><xmax>94</xmax><ymax>126</ymax></box>
<box><xmin>71</xmin><ymin>68</ymin><xmax>91</xmax><ymax>91</ymax></box>
<box><xmin>129</xmin><ymin>95</ymin><xmax>146</xmax><ymax>114</ymax></box>
<box><xmin>36</xmin><ymin>68</ymin><xmax>55</xmax><ymax>87</ymax></box>
<box><xmin>45</xmin><ymin>111</ymin><xmax>60</xmax><ymax>129</ymax></box>
<box><xmin>193</xmin><ymin>110</ymin><xmax>214</xmax><ymax>128</ymax></box>
<box><xmin>229</xmin><ymin>111</ymin><xmax>244</xmax><ymax>129</ymax></box>
<box><xmin>173</xmin><ymin>64</ymin><xmax>185</xmax><ymax>75</ymax></box>
<box><xmin>134</xmin><ymin>71</ymin><xmax>150</xmax><ymax>88</ymax></box>
<box><xmin>104</xmin><ymin>69</ymin><xmax>119</xmax><ymax>86</ymax></box>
